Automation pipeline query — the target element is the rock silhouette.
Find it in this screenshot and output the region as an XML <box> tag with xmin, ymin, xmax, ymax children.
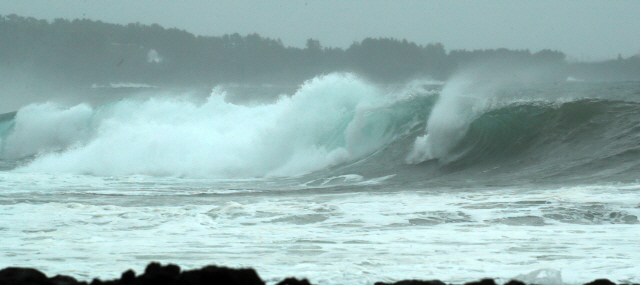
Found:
<box><xmin>1</xmin><ymin>263</ymin><xmax>638</xmax><ymax>285</ymax></box>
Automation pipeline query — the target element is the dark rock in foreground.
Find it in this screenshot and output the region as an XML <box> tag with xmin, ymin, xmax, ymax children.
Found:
<box><xmin>1</xmin><ymin>262</ymin><xmax>638</xmax><ymax>285</ymax></box>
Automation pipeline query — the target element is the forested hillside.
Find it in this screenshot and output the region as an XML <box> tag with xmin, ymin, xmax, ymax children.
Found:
<box><xmin>1</xmin><ymin>14</ymin><xmax>638</xmax><ymax>87</ymax></box>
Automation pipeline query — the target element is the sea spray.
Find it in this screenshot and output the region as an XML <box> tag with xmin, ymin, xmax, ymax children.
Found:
<box><xmin>405</xmin><ymin>63</ymin><xmax>563</xmax><ymax>165</ymax></box>
<box><xmin>10</xmin><ymin>73</ymin><xmax>398</xmax><ymax>178</ymax></box>
<box><xmin>4</xmin><ymin>74</ymin><xmax>640</xmax><ymax>184</ymax></box>
<box><xmin>1</xmin><ymin>103</ymin><xmax>93</xmax><ymax>160</ymax></box>
<box><xmin>406</xmin><ymin>77</ymin><xmax>493</xmax><ymax>163</ymax></box>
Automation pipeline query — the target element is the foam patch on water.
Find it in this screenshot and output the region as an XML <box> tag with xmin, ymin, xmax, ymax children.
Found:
<box><xmin>1</xmin><ymin>182</ymin><xmax>639</xmax><ymax>284</ymax></box>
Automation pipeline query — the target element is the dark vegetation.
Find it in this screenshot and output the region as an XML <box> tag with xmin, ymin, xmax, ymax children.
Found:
<box><xmin>1</xmin><ymin>14</ymin><xmax>639</xmax><ymax>88</ymax></box>
<box><xmin>0</xmin><ymin>262</ymin><xmax>635</xmax><ymax>285</ymax></box>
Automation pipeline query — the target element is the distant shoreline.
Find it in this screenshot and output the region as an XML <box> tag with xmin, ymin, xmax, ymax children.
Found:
<box><xmin>2</xmin><ymin>13</ymin><xmax>639</xmax><ymax>89</ymax></box>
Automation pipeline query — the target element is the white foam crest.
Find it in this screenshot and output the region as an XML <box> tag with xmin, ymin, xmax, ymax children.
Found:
<box><xmin>406</xmin><ymin>62</ymin><xmax>565</xmax><ymax>164</ymax></box>
<box><xmin>1</xmin><ymin>103</ymin><xmax>93</xmax><ymax>160</ymax></box>
<box><xmin>14</xmin><ymin>73</ymin><xmax>392</xmax><ymax>178</ymax></box>
<box><xmin>383</xmin><ymin>77</ymin><xmax>442</xmax><ymax>102</ymax></box>
<box><xmin>406</xmin><ymin>77</ymin><xmax>492</xmax><ymax>163</ymax></box>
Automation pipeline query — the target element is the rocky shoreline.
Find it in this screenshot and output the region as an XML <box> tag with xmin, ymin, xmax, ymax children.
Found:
<box><xmin>0</xmin><ymin>263</ymin><xmax>636</xmax><ymax>285</ymax></box>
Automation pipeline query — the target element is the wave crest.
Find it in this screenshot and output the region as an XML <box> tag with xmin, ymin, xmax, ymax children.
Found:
<box><xmin>5</xmin><ymin>73</ymin><xmax>401</xmax><ymax>178</ymax></box>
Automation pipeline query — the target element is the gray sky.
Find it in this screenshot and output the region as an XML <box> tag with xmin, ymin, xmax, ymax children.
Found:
<box><xmin>2</xmin><ymin>0</ymin><xmax>639</xmax><ymax>61</ymax></box>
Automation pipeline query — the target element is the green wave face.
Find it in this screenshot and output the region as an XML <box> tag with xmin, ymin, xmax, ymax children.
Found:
<box><xmin>2</xmin><ymin>75</ymin><xmax>640</xmax><ymax>186</ymax></box>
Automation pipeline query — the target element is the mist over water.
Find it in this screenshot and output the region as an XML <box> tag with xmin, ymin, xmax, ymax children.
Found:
<box><xmin>407</xmin><ymin>77</ymin><xmax>489</xmax><ymax>163</ymax></box>
<box><xmin>2</xmin><ymin>74</ymin><xmax>398</xmax><ymax>178</ymax></box>
<box><xmin>406</xmin><ymin>63</ymin><xmax>539</xmax><ymax>163</ymax></box>
<box><xmin>3</xmin><ymin>68</ymin><xmax>640</xmax><ymax>186</ymax></box>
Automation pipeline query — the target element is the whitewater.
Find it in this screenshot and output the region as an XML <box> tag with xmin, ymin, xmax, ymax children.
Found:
<box><xmin>1</xmin><ymin>73</ymin><xmax>639</xmax><ymax>285</ymax></box>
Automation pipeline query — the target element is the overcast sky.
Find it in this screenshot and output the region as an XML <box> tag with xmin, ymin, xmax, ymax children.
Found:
<box><xmin>2</xmin><ymin>0</ymin><xmax>639</xmax><ymax>61</ymax></box>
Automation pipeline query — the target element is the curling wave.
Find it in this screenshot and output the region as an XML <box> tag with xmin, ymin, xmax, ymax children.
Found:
<box><xmin>2</xmin><ymin>73</ymin><xmax>640</xmax><ymax>185</ymax></box>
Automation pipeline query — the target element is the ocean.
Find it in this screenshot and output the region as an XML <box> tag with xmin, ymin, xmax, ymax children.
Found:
<box><xmin>1</xmin><ymin>73</ymin><xmax>639</xmax><ymax>285</ymax></box>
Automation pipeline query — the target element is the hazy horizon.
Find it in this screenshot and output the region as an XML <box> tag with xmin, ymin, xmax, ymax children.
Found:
<box><xmin>2</xmin><ymin>0</ymin><xmax>639</xmax><ymax>61</ymax></box>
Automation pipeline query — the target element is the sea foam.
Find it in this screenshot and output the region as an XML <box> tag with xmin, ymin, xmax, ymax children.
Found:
<box><xmin>406</xmin><ymin>76</ymin><xmax>493</xmax><ymax>163</ymax></box>
<box><xmin>8</xmin><ymin>73</ymin><xmax>394</xmax><ymax>178</ymax></box>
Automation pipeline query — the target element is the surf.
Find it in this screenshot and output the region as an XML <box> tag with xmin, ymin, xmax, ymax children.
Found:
<box><xmin>1</xmin><ymin>73</ymin><xmax>415</xmax><ymax>178</ymax></box>
<box><xmin>2</xmin><ymin>71</ymin><xmax>640</xmax><ymax>186</ymax></box>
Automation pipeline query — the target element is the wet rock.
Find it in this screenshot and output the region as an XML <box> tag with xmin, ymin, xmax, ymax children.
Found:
<box><xmin>0</xmin><ymin>267</ymin><xmax>52</xmax><ymax>285</ymax></box>
<box><xmin>375</xmin><ymin>280</ymin><xmax>446</xmax><ymax>285</ymax></box>
<box><xmin>120</xmin><ymin>270</ymin><xmax>136</xmax><ymax>284</ymax></box>
<box><xmin>177</xmin><ymin>265</ymin><xmax>263</xmax><ymax>285</ymax></box>
<box><xmin>136</xmin><ymin>263</ymin><xmax>181</xmax><ymax>285</ymax></box>
<box><xmin>464</xmin><ymin>279</ymin><xmax>496</xmax><ymax>285</ymax></box>
<box><xmin>584</xmin><ymin>279</ymin><xmax>616</xmax><ymax>285</ymax></box>
<box><xmin>503</xmin><ymin>280</ymin><xmax>526</xmax><ymax>285</ymax></box>
<box><xmin>0</xmin><ymin>263</ymin><xmax>636</xmax><ymax>285</ymax></box>
<box><xmin>275</xmin><ymin>277</ymin><xmax>312</xmax><ymax>285</ymax></box>
<box><xmin>50</xmin><ymin>274</ymin><xmax>84</xmax><ymax>285</ymax></box>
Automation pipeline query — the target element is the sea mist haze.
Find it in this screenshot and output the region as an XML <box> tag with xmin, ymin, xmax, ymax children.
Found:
<box><xmin>1</xmin><ymin>11</ymin><xmax>640</xmax><ymax>285</ymax></box>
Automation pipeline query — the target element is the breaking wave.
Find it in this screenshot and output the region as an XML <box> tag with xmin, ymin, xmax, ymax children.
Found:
<box><xmin>0</xmin><ymin>74</ymin><xmax>409</xmax><ymax>177</ymax></box>
<box><xmin>2</xmin><ymin>73</ymin><xmax>640</xmax><ymax>184</ymax></box>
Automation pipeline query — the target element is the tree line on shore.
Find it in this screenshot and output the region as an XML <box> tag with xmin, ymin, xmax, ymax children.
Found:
<box><xmin>1</xmin><ymin>14</ymin><xmax>639</xmax><ymax>87</ymax></box>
